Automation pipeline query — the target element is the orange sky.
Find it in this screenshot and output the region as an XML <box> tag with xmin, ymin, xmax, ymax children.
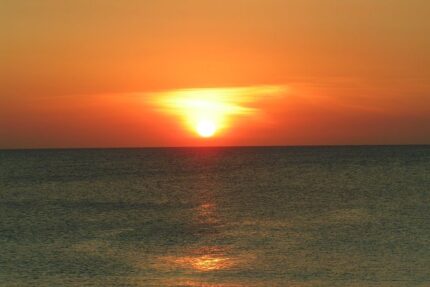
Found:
<box><xmin>1</xmin><ymin>0</ymin><xmax>429</xmax><ymax>148</ymax></box>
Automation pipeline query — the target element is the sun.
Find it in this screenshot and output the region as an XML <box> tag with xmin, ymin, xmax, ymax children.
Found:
<box><xmin>196</xmin><ymin>119</ymin><xmax>217</xmax><ymax>138</ymax></box>
<box><xmin>152</xmin><ymin>86</ymin><xmax>285</xmax><ymax>139</ymax></box>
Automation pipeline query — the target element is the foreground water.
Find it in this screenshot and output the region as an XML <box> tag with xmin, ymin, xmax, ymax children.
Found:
<box><xmin>0</xmin><ymin>146</ymin><xmax>429</xmax><ymax>286</ymax></box>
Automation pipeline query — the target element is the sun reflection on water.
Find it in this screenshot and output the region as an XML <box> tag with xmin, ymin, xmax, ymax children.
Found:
<box><xmin>175</xmin><ymin>254</ymin><xmax>234</xmax><ymax>272</ymax></box>
<box><xmin>165</xmin><ymin>280</ymin><xmax>246</xmax><ymax>287</ymax></box>
<box><xmin>156</xmin><ymin>188</ymin><xmax>255</xmax><ymax>287</ymax></box>
<box><xmin>196</xmin><ymin>202</ymin><xmax>219</xmax><ymax>225</ymax></box>
<box><xmin>169</xmin><ymin>246</ymin><xmax>238</xmax><ymax>272</ymax></box>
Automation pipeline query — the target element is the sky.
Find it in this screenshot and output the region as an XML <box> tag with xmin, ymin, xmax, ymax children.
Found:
<box><xmin>1</xmin><ymin>0</ymin><xmax>429</xmax><ymax>148</ymax></box>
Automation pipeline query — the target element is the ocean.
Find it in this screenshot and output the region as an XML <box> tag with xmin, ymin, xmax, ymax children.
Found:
<box><xmin>0</xmin><ymin>146</ymin><xmax>429</xmax><ymax>286</ymax></box>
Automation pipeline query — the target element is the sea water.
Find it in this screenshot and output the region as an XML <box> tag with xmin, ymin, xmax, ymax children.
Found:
<box><xmin>0</xmin><ymin>146</ymin><xmax>429</xmax><ymax>286</ymax></box>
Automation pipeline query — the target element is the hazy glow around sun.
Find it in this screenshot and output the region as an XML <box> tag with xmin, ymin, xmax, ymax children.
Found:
<box><xmin>150</xmin><ymin>85</ymin><xmax>286</xmax><ymax>138</ymax></box>
<box><xmin>196</xmin><ymin>119</ymin><xmax>216</xmax><ymax>137</ymax></box>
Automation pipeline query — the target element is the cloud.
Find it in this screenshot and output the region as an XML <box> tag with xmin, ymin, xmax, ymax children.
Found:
<box><xmin>146</xmin><ymin>85</ymin><xmax>287</xmax><ymax>133</ymax></box>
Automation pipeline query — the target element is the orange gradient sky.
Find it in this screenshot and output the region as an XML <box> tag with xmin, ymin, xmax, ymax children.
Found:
<box><xmin>1</xmin><ymin>0</ymin><xmax>429</xmax><ymax>148</ymax></box>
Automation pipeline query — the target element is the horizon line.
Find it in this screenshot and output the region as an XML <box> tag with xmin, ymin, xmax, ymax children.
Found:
<box><xmin>1</xmin><ymin>143</ymin><xmax>429</xmax><ymax>151</ymax></box>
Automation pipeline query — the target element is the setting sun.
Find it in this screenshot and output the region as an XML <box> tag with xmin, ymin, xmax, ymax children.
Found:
<box><xmin>2</xmin><ymin>1</ymin><xmax>430</xmax><ymax>287</ymax></box>
<box><xmin>196</xmin><ymin>119</ymin><xmax>217</xmax><ymax>138</ymax></box>
<box><xmin>150</xmin><ymin>85</ymin><xmax>285</xmax><ymax>140</ymax></box>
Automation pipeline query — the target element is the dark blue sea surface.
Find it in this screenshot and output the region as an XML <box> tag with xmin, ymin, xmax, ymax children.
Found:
<box><xmin>0</xmin><ymin>146</ymin><xmax>429</xmax><ymax>286</ymax></box>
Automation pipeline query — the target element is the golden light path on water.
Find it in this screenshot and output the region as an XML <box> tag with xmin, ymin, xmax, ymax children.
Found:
<box><xmin>150</xmin><ymin>85</ymin><xmax>286</xmax><ymax>138</ymax></box>
<box><xmin>163</xmin><ymin>202</ymin><xmax>241</xmax><ymax>273</ymax></box>
<box><xmin>174</xmin><ymin>247</ymin><xmax>236</xmax><ymax>272</ymax></box>
<box><xmin>154</xmin><ymin>181</ymin><xmax>257</xmax><ymax>286</ymax></box>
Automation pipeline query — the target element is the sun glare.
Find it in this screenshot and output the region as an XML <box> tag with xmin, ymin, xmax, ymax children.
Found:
<box><xmin>150</xmin><ymin>85</ymin><xmax>285</xmax><ymax>139</ymax></box>
<box><xmin>196</xmin><ymin>120</ymin><xmax>217</xmax><ymax>138</ymax></box>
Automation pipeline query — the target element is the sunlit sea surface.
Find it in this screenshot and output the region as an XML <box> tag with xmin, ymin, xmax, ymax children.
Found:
<box><xmin>0</xmin><ymin>146</ymin><xmax>429</xmax><ymax>287</ymax></box>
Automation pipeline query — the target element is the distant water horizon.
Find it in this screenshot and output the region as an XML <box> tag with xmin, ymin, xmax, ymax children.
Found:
<box><xmin>1</xmin><ymin>145</ymin><xmax>429</xmax><ymax>286</ymax></box>
<box><xmin>1</xmin><ymin>143</ymin><xmax>430</xmax><ymax>151</ymax></box>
